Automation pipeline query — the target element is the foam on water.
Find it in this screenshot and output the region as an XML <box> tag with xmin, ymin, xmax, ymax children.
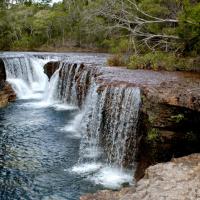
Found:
<box><xmin>53</xmin><ymin>104</ymin><xmax>77</xmax><ymax>111</ymax></box>
<box><xmin>62</xmin><ymin>112</ymin><xmax>83</xmax><ymax>135</ymax></box>
<box><xmin>71</xmin><ymin>163</ymin><xmax>102</xmax><ymax>174</ymax></box>
<box><xmin>71</xmin><ymin>163</ymin><xmax>133</xmax><ymax>189</ymax></box>
<box><xmin>90</xmin><ymin>166</ymin><xmax>133</xmax><ymax>189</ymax></box>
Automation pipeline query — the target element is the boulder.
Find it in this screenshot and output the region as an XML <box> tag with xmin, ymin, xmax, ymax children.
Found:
<box><xmin>43</xmin><ymin>61</ymin><xmax>60</xmax><ymax>80</ymax></box>
<box><xmin>81</xmin><ymin>154</ymin><xmax>200</xmax><ymax>200</ymax></box>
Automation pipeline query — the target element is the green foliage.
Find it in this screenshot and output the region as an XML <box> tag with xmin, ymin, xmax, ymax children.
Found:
<box><xmin>103</xmin><ymin>38</ymin><xmax>130</xmax><ymax>53</ymax></box>
<box><xmin>171</xmin><ymin>114</ymin><xmax>185</xmax><ymax>123</ymax></box>
<box><xmin>185</xmin><ymin>131</ymin><xmax>197</xmax><ymax>142</ymax></box>
<box><xmin>178</xmin><ymin>2</ymin><xmax>200</xmax><ymax>55</ymax></box>
<box><xmin>147</xmin><ymin>128</ymin><xmax>159</xmax><ymax>142</ymax></box>
<box><xmin>128</xmin><ymin>51</ymin><xmax>199</xmax><ymax>71</ymax></box>
<box><xmin>0</xmin><ymin>0</ymin><xmax>199</xmax><ymax>67</ymax></box>
<box><xmin>107</xmin><ymin>54</ymin><xmax>126</xmax><ymax>66</ymax></box>
<box><xmin>148</xmin><ymin>115</ymin><xmax>156</xmax><ymax>124</ymax></box>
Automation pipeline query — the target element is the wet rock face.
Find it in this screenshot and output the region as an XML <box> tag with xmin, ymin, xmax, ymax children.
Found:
<box><xmin>0</xmin><ymin>58</ymin><xmax>6</xmax><ymax>89</ymax></box>
<box><xmin>0</xmin><ymin>82</ymin><xmax>16</xmax><ymax>107</ymax></box>
<box><xmin>95</xmin><ymin>68</ymin><xmax>200</xmax><ymax>179</ymax></box>
<box><xmin>0</xmin><ymin>59</ymin><xmax>16</xmax><ymax>107</ymax></box>
<box><xmin>57</xmin><ymin>63</ymin><xmax>97</xmax><ymax>108</ymax></box>
<box><xmin>81</xmin><ymin>154</ymin><xmax>200</xmax><ymax>200</ymax></box>
<box><xmin>46</xmin><ymin>61</ymin><xmax>200</xmax><ymax>178</ymax></box>
<box><xmin>135</xmin><ymin>99</ymin><xmax>200</xmax><ymax>180</ymax></box>
<box><xmin>43</xmin><ymin>61</ymin><xmax>60</xmax><ymax>80</ymax></box>
<box><xmin>96</xmin><ymin>68</ymin><xmax>200</xmax><ymax>177</ymax></box>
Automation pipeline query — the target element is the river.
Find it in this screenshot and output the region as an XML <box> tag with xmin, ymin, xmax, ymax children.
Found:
<box><xmin>0</xmin><ymin>52</ymin><xmax>134</xmax><ymax>200</ymax></box>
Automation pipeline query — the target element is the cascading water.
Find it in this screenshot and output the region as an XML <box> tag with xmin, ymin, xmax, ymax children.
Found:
<box><xmin>47</xmin><ymin>62</ymin><xmax>95</xmax><ymax>107</ymax></box>
<box><xmin>1</xmin><ymin>52</ymin><xmax>130</xmax><ymax>200</ymax></box>
<box><xmin>44</xmin><ymin>63</ymin><xmax>62</xmax><ymax>104</ymax></box>
<box><xmin>2</xmin><ymin>56</ymin><xmax>49</xmax><ymax>99</ymax></box>
<box><xmin>47</xmin><ymin>62</ymin><xmax>142</xmax><ymax>188</ymax></box>
<box><xmin>79</xmin><ymin>85</ymin><xmax>141</xmax><ymax>168</ymax></box>
<box><xmin>1</xmin><ymin>53</ymin><xmax>141</xmax><ymax>189</ymax></box>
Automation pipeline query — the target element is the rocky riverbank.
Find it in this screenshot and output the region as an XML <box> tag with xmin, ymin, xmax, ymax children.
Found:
<box><xmin>0</xmin><ymin>58</ymin><xmax>16</xmax><ymax>107</ymax></box>
<box><xmin>81</xmin><ymin>153</ymin><xmax>200</xmax><ymax>200</ymax></box>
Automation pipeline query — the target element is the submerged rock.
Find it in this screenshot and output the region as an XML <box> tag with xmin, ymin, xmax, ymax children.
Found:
<box><xmin>81</xmin><ymin>153</ymin><xmax>200</xmax><ymax>200</ymax></box>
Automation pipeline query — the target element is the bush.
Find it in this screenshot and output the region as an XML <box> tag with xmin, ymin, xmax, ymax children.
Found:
<box><xmin>107</xmin><ymin>54</ymin><xmax>126</xmax><ymax>66</ymax></box>
<box><xmin>128</xmin><ymin>52</ymin><xmax>200</xmax><ymax>72</ymax></box>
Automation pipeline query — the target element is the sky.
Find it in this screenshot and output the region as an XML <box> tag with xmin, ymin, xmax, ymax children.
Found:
<box><xmin>52</xmin><ymin>0</ymin><xmax>62</xmax><ymax>3</ymax></box>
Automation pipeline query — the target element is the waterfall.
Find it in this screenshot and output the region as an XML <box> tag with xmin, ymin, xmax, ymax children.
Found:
<box><xmin>2</xmin><ymin>54</ymin><xmax>141</xmax><ymax>188</ymax></box>
<box><xmin>79</xmin><ymin>85</ymin><xmax>141</xmax><ymax>168</ymax></box>
<box><xmin>1</xmin><ymin>51</ymin><xmax>141</xmax><ymax>190</ymax></box>
<box><xmin>46</xmin><ymin>62</ymin><xmax>141</xmax><ymax>169</ymax></box>
<box><xmin>47</xmin><ymin>62</ymin><xmax>95</xmax><ymax>107</ymax></box>
<box><xmin>2</xmin><ymin>56</ymin><xmax>49</xmax><ymax>99</ymax></box>
<box><xmin>44</xmin><ymin>63</ymin><xmax>62</xmax><ymax>104</ymax></box>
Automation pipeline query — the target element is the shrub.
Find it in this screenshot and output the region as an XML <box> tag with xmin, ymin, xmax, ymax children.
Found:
<box><xmin>128</xmin><ymin>51</ymin><xmax>200</xmax><ymax>72</ymax></box>
<box><xmin>102</xmin><ymin>38</ymin><xmax>131</xmax><ymax>54</ymax></box>
<box><xmin>107</xmin><ymin>54</ymin><xmax>126</xmax><ymax>66</ymax></box>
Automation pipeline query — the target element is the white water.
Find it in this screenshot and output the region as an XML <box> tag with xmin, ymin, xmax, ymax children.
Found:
<box><xmin>43</xmin><ymin>61</ymin><xmax>141</xmax><ymax>188</ymax></box>
<box><xmin>62</xmin><ymin>112</ymin><xmax>84</xmax><ymax>137</ymax></box>
<box><xmin>44</xmin><ymin>65</ymin><xmax>61</xmax><ymax>104</ymax></box>
<box><xmin>69</xmin><ymin>85</ymin><xmax>140</xmax><ymax>188</ymax></box>
<box><xmin>90</xmin><ymin>166</ymin><xmax>133</xmax><ymax>189</ymax></box>
<box><xmin>3</xmin><ymin>56</ymin><xmax>50</xmax><ymax>100</ymax></box>
<box><xmin>71</xmin><ymin>163</ymin><xmax>133</xmax><ymax>189</ymax></box>
<box><xmin>2</xmin><ymin>54</ymin><xmax>140</xmax><ymax>189</ymax></box>
<box><xmin>78</xmin><ymin>85</ymin><xmax>141</xmax><ymax>166</ymax></box>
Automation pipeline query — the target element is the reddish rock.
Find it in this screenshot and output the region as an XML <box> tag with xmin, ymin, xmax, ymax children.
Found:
<box><xmin>0</xmin><ymin>58</ymin><xmax>16</xmax><ymax>107</ymax></box>
<box><xmin>43</xmin><ymin>61</ymin><xmax>60</xmax><ymax>80</ymax></box>
<box><xmin>0</xmin><ymin>82</ymin><xmax>16</xmax><ymax>107</ymax></box>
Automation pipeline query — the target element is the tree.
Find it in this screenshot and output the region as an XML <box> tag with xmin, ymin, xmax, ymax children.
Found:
<box><xmin>178</xmin><ymin>1</ymin><xmax>200</xmax><ymax>55</ymax></box>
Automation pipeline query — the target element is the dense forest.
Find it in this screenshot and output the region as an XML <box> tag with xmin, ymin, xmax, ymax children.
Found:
<box><xmin>0</xmin><ymin>0</ymin><xmax>199</xmax><ymax>70</ymax></box>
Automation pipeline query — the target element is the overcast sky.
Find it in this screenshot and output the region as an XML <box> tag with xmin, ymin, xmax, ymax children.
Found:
<box><xmin>52</xmin><ymin>0</ymin><xmax>62</xmax><ymax>3</ymax></box>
